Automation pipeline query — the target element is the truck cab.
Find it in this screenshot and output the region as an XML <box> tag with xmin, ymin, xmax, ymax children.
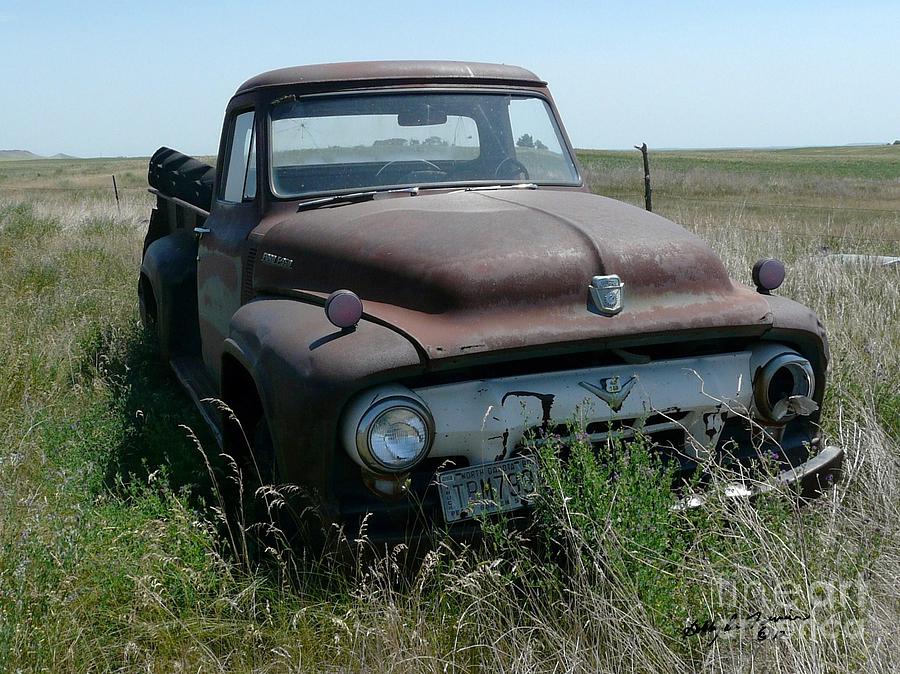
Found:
<box><xmin>140</xmin><ymin>61</ymin><xmax>842</xmax><ymax>544</ymax></box>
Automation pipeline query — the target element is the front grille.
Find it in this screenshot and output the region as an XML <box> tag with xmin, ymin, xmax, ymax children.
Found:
<box><xmin>530</xmin><ymin>412</ymin><xmax>689</xmax><ymax>451</ymax></box>
<box><xmin>522</xmin><ymin>417</ymin><xmax>692</xmax><ymax>482</ymax></box>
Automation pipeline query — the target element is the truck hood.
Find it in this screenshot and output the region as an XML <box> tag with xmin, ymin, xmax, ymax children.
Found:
<box><xmin>254</xmin><ymin>189</ymin><xmax>773</xmax><ymax>360</ymax></box>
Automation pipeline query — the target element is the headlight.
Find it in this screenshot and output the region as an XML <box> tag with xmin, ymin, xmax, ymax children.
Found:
<box><xmin>754</xmin><ymin>352</ymin><xmax>816</xmax><ymax>424</ymax></box>
<box><xmin>355</xmin><ymin>396</ymin><xmax>434</xmax><ymax>472</ymax></box>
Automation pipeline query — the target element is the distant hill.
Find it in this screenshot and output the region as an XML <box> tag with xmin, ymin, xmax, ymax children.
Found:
<box><xmin>0</xmin><ymin>150</ymin><xmax>42</xmax><ymax>161</ymax></box>
<box><xmin>0</xmin><ymin>150</ymin><xmax>79</xmax><ymax>161</ymax></box>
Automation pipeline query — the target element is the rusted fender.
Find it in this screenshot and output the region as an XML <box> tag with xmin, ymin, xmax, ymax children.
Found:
<box><xmin>222</xmin><ymin>297</ymin><xmax>424</xmax><ymax>514</ymax></box>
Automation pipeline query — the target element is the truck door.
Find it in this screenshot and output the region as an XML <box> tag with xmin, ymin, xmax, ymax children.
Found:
<box><xmin>197</xmin><ymin>108</ymin><xmax>258</xmax><ymax>383</ymax></box>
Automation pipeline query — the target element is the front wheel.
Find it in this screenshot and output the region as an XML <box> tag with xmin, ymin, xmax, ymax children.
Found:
<box><xmin>245</xmin><ymin>415</ymin><xmax>320</xmax><ymax>553</ymax></box>
<box><xmin>250</xmin><ymin>415</ymin><xmax>276</xmax><ymax>484</ymax></box>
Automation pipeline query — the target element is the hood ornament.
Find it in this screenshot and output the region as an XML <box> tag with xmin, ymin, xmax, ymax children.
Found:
<box><xmin>589</xmin><ymin>274</ymin><xmax>625</xmax><ymax>316</ymax></box>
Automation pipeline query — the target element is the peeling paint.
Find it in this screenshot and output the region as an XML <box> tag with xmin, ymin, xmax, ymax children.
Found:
<box><xmin>702</xmin><ymin>408</ymin><xmax>725</xmax><ymax>440</ymax></box>
<box><xmin>501</xmin><ymin>390</ymin><xmax>555</xmax><ymax>432</ymax></box>
<box><xmin>488</xmin><ymin>429</ymin><xmax>511</xmax><ymax>461</ymax></box>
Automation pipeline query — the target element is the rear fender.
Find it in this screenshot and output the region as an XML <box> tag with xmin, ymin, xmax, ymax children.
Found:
<box><xmin>140</xmin><ymin>230</ymin><xmax>200</xmax><ymax>359</ymax></box>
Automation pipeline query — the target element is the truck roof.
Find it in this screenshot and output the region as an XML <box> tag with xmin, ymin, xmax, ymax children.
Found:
<box><xmin>235</xmin><ymin>60</ymin><xmax>545</xmax><ymax>95</ymax></box>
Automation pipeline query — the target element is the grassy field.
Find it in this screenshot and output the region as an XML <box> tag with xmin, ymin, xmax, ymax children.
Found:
<box><xmin>579</xmin><ymin>146</ymin><xmax>900</xmax><ymax>245</ymax></box>
<box><xmin>0</xmin><ymin>146</ymin><xmax>898</xmax><ymax>672</ymax></box>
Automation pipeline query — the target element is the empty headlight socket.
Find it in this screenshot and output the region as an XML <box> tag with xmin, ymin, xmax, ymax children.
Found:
<box><xmin>753</xmin><ymin>352</ymin><xmax>816</xmax><ymax>425</ymax></box>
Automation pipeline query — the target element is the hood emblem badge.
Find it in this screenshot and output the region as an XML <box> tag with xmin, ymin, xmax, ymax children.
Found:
<box><xmin>579</xmin><ymin>375</ymin><xmax>637</xmax><ymax>412</ymax></box>
<box><xmin>589</xmin><ymin>274</ymin><xmax>624</xmax><ymax>316</ymax></box>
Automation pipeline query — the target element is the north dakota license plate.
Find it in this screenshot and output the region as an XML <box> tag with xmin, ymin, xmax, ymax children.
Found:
<box><xmin>437</xmin><ymin>456</ymin><xmax>538</xmax><ymax>523</ymax></box>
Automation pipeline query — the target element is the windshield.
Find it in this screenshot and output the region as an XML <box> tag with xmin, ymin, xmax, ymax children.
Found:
<box><xmin>269</xmin><ymin>92</ymin><xmax>580</xmax><ymax>198</ymax></box>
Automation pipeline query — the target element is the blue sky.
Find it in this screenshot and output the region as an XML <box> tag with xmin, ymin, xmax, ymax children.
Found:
<box><xmin>1</xmin><ymin>1</ymin><xmax>898</xmax><ymax>157</ymax></box>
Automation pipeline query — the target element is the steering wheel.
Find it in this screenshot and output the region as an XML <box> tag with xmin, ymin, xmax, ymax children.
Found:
<box><xmin>494</xmin><ymin>157</ymin><xmax>530</xmax><ymax>180</ymax></box>
<box><xmin>375</xmin><ymin>159</ymin><xmax>444</xmax><ymax>178</ymax></box>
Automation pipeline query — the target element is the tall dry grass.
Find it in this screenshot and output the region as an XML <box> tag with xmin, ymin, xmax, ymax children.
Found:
<box><xmin>0</xmin><ymin>151</ymin><xmax>897</xmax><ymax>672</ymax></box>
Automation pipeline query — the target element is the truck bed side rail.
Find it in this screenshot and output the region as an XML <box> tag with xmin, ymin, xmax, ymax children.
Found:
<box><xmin>148</xmin><ymin>146</ymin><xmax>215</xmax><ymax>213</ymax></box>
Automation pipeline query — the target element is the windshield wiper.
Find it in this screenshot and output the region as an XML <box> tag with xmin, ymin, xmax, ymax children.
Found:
<box><xmin>461</xmin><ymin>183</ymin><xmax>538</xmax><ymax>193</ymax></box>
<box><xmin>297</xmin><ymin>186</ymin><xmax>419</xmax><ymax>212</ymax></box>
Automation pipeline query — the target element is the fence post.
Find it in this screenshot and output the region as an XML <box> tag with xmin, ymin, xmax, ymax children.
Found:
<box><xmin>634</xmin><ymin>142</ymin><xmax>652</xmax><ymax>212</ymax></box>
<box><xmin>112</xmin><ymin>175</ymin><xmax>121</xmax><ymax>215</ymax></box>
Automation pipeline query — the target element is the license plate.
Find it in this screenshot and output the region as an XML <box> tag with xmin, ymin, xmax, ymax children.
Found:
<box><xmin>437</xmin><ymin>456</ymin><xmax>538</xmax><ymax>523</ymax></box>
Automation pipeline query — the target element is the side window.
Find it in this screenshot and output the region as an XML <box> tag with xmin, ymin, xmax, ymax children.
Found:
<box><xmin>221</xmin><ymin>110</ymin><xmax>256</xmax><ymax>202</ymax></box>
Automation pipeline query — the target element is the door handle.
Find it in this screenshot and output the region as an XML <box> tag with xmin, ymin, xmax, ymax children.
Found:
<box><xmin>193</xmin><ymin>227</ymin><xmax>211</xmax><ymax>235</ymax></box>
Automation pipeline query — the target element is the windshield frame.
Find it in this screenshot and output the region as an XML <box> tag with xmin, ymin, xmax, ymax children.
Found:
<box><xmin>265</xmin><ymin>87</ymin><xmax>582</xmax><ymax>201</ymax></box>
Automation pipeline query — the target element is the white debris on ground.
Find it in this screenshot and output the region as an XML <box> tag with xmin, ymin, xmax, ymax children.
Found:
<box><xmin>827</xmin><ymin>254</ymin><xmax>900</xmax><ymax>267</ymax></box>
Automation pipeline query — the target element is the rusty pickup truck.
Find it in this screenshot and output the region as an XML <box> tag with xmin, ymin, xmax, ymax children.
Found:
<box><xmin>139</xmin><ymin>60</ymin><xmax>843</xmax><ymax>543</ymax></box>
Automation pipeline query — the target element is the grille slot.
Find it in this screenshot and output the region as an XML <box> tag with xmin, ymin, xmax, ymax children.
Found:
<box><xmin>645</xmin><ymin>410</ymin><xmax>690</xmax><ymax>426</ymax></box>
<box><xmin>241</xmin><ymin>245</ymin><xmax>257</xmax><ymax>304</ymax></box>
<box><xmin>586</xmin><ymin>418</ymin><xmax>638</xmax><ymax>436</ymax></box>
<box><xmin>535</xmin><ymin>411</ymin><xmax>690</xmax><ymax>446</ymax></box>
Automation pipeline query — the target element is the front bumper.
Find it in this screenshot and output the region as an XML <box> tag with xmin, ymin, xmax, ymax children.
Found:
<box><xmin>761</xmin><ymin>444</ymin><xmax>844</xmax><ymax>499</ymax></box>
<box><xmin>679</xmin><ymin>444</ymin><xmax>844</xmax><ymax>508</ymax></box>
<box><xmin>337</xmin><ymin>444</ymin><xmax>846</xmax><ymax>546</ymax></box>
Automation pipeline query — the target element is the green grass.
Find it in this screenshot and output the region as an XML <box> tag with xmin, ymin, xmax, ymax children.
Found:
<box><xmin>0</xmin><ymin>148</ymin><xmax>898</xmax><ymax>672</ymax></box>
<box><xmin>578</xmin><ymin>144</ymin><xmax>900</xmax><ymax>182</ymax></box>
<box><xmin>578</xmin><ymin>145</ymin><xmax>900</xmax><ymax>261</ymax></box>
